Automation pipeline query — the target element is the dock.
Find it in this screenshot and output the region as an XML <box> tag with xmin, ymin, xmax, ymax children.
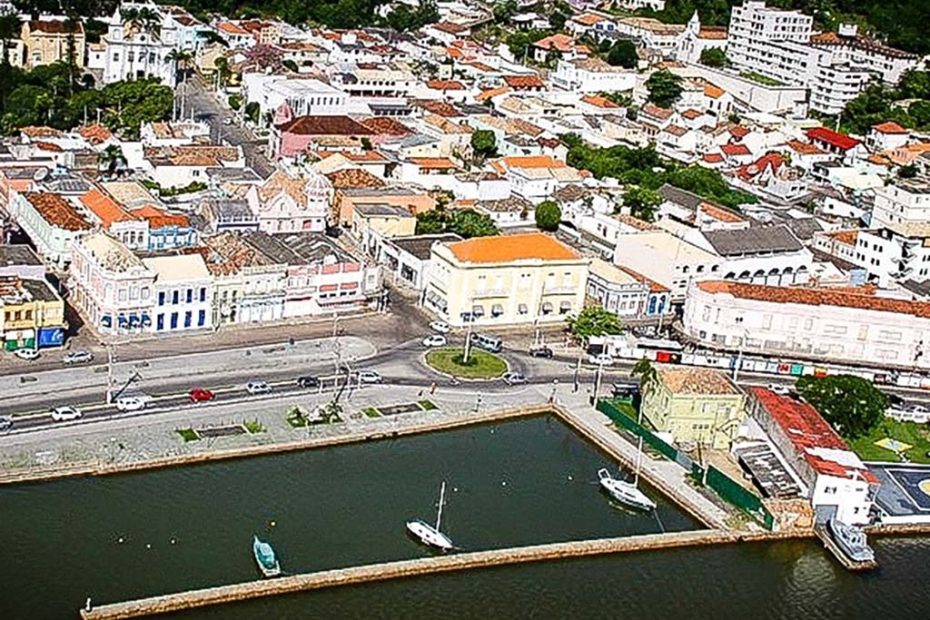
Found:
<box><xmin>80</xmin><ymin>529</ymin><xmax>809</xmax><ymax>620</ymax></box>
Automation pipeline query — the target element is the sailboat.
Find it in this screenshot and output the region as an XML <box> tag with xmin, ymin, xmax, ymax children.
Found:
<box><xmin>252</xmin><ymin>535</ymin><xmax>281</xmax><ymax>578</ymax></box>
<box><xmin>598</xmin><ymin>435</ymin><xmax>656</xmax><ymax>512</ymax></box>
<box><xmin>406</xmin><ymin>481</ymin><xmax>455</xmax><ymax>551</ymax></box>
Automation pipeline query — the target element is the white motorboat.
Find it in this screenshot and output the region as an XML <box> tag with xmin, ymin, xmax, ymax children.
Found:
<box><xmin>828</xmin><ymin>517</ymin><xmax>874</xmax><ymax>563</ymax></box>
<box><xmin>406</xmin><ymin>481</ymin><xmax>455</xmax><ymax>551</ymax></box>
<box><xmin>598</xmin><ymin>468</ymin><xmax>656</xmax><ymax>511</ymax></box>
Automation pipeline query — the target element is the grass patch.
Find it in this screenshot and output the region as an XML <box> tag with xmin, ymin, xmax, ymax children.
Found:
<box><xmin>418</xmin><ymin>399</ymin><xmax>438</xmax><ymax>411</ymax></box>
<box><xmin>740</xmin><ymin>71</ymin><xmax>784</xmax><ymax>87</ymax></box>
<box><xmin>425</xmin><ymin>347</ymin><xmax>507</xmax><ymax>380</ymax></box>
<box><xmin>362</xmin><ymin>407</ymin><xmax>381</xmax><ymax>419</ymax></box>
<box><xmin>243</xmin><ymin>419</ymin><xmax>265</xmax><ymax>434</ymax></box>
<box><xmin>176</xmin><ymin>428</ymin><xmax>199</xmax><ymax>442</ymax></box>
<box><xmin>286</xmin><ymin>406</ymin><xmax>309</xmax><ymax>428</ymax></box>
<box><xmin>848</xmin><ymin>418</ymin><xmax>930</xmax><ymax>464</ymax></box>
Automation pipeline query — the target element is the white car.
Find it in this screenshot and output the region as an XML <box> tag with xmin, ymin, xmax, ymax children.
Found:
<box><xmin>13</xmin><ymin>348</ymin><xmax>39</xmax><ymax>361</ymax></box>
<box><xmin>246</xmin><ymin>380</ymin><xmax>272</xmax><ymax>394</ymax></box>
<box><xmin>588</xmin><ymin>353</ymin><xmax>615</xmax><ymax>366</ymax></box>
<box><xmin>429</xmin><ymin>321</ymin><xmax>451</xmax><ymax>334</ymax></box>
<box><xmin>115</xmin><ymin>396</ymin><xmax>145</xmax><ymax>412</ymax></box>
<box><xmin>50</xmin><ymin>406</ymin><xmax>82</xmax><ymax>422</ymax></box>
<box><xmin>357</xmin><ymin>370</ymin><xmax>382</xmax><ymax>384</ymax></box>
<box><xmin>767</xmin><ymin>383</ymin><xmax>792</xmax><ymax>396</ymax></box>
<box><xmin>63</xmin><ymin>350</ymin><xmax>94</xmax><ymax>365</ymax></box>
<box><xmin>422</xmin><ymin>335</ymin><xmax>447</xmax><ymax>348</ymax></box>
<box><xmin>503</xmin><ymin>371</ymin><xmax>527</xmax><ymax>385</ymax></box>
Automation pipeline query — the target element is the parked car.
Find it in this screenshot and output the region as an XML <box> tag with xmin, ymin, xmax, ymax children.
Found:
<box><xmin>528</xmin><ymin>345</ymin><xmax>553</xmax><ymax>358</ymax></box>
<box><xmin>62</xmin><ymin>350</ymin><xmax>94</xmax><ymax>365</ymax></box>
<box><xmin>503</xmin><ymin>371</ymin><xmax>527</xmax><ymax>385</ymax></box>
<box><xmin>612</xmin><ymin>382</ymin><xmax>640</xmax><ymax>399</ymax></box>
<box><xmin>115</xmin><ymin>396</ymin><xmax>145</xmax><ymax>412</ymax></box>
<box><xmin>422</xmin><ymin>334</ymin><xmax>447</xmax><ymax>348</ymax></box>
<box><xmin>357</xmin><ymin>370</ymin><xmax>382</xmax><ymax>384</ymax></box>
<box><xmin>297</xmin><ymin>376</ymin><xmax>320</xmax><ymax>389</ymax></box>
<box><xmin>13</xmin><ymin>348</ymin><xmax>39</xmax><ymax>361</ymax></box>
<box><xmin>189</xmin><ymin>388</ymin><xmax>215</xmax><ymax>403</ymax></box>
<box><xmin>767</xmin><ymin>383</ymin><xmax>792</xmax><ymax>396</ymax></box>
<box><xmin>429</xmin><ymin>320</ymin><xmax>451</xmax><ymax>334</ymax></box>
<box><xmin>50</xmin><ymin>406</ymin><xmax>82</xmax><ymax>422</ymax></box>
<box><xmin>0</xmin><ymin>415</ymin><xmax>13</xmax><ymax>431</ymax></box>
<box><xmin>246</xmin><ymin>380</ymin><xmax>272</xmax><ymax>395</ymax></box>
<box><xmin>588</xmin><ymin>353</ymin><xmax>615</xmax><ymax>366</ymax></box>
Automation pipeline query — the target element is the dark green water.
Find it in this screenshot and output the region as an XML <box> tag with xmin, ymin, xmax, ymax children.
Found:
<box><xmin>0</xmin><ymin>415</ymin><xmax>698</xmax><ymax>620</ymax></box>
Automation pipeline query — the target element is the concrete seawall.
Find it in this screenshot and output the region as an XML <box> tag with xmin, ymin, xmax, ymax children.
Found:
<box><xmin>80</xmin><ymin>529</ymin><xmax>811</xmax><ymax>620</ymax></box>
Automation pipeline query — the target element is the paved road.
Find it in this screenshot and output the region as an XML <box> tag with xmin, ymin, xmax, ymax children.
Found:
<box><xmin>183</xmin><ymin>75</ymin><xmax>275</xmax><ymax>178</ymax></box>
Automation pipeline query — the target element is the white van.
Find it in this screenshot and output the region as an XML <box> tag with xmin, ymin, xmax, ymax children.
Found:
<box><xmin>469</xmin><ymin>333</ymin><xmax>502</xmax><ymax>353</ymax></box>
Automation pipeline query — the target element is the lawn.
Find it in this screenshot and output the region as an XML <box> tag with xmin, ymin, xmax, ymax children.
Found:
<box><xmin>740</xmin><ymin>71</ymin><xmax>784</xmax><ymax>87</ymax></box>
<box><xmin>176</xmin><ymin>428</ymin><xmax>199</xmax><ymax>443</ymax></box>
<box><xmin>425</xmin><ymin>347</ymin><xmax>507</xmax><ymax>380</ymax></box>
<box><xmin>848</xmin><ymin>418</ymin><xmax>930</xmax><ymax>464</ymax></box>
<box><xmin>362</xmin><ymin>407</ymin><xmax>381</xmax><ymax>419</ymax></box>
<box><xmin>243</xmin><ymin>419</ymin><xmax>265</xmax><ymax>434</ymax></box>
<box><xmin>418</xmin><ymin>400</ymin><xmax>438</xmax><ymax>411</ymax></box>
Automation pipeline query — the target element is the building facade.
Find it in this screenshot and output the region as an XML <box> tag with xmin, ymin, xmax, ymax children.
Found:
<box><xmin>423</xmin><ymin>233</ymin><xmax>589</xmax><ymax>328</ymax></box>
<box><xmin>0</xmin><ymin>276</ymin><xmax>66</xmax><ymax>350</ymax></box>
<box><xmin>102</xmin><ymin>2</ymin><xmax>178</xmax><ymax>86</ymax></box>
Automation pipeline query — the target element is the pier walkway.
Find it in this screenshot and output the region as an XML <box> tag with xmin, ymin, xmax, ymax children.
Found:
<box><xmin>81</xmin><ymin>529</ymin><xmax>805</xmax><ymax>620</ymax></box>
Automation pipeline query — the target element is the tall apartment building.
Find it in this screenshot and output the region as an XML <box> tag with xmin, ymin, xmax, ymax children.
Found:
<box><xmin>727</xmin><ymin>0</ymin><xmax>813</xmax><ymax>70</ymax></box>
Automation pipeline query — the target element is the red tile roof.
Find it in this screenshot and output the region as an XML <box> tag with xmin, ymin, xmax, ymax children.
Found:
<box><xmin>80</xmin><ymin>188</ymin><xmax>137</xmax><ymax>228</ymax></box>
<box><xmin>806</xmin><ymin>127</ymin><xmax>861</xmax><ymax>151</ymax></box>
<box><xmin>360</xmin><ymin>117</ymin><xmax>411</xmax><ymax>136</ymax></box>
<box><xmin>697</xmin><ymin>280</ymin><xmax>930</xmax><ymax>319</ymax></box>
<box><xmin>786</xmin><ymin>139</ymin><xmax>826</xmax><ymax>155</ymax></box>
<box><xmin>24</xmin><ymin>192</ymin><xmax>92</xmax><ymax>231</ymax></box>
<box><xmin>703</xmin><ymin>153</ymin><xmax>724</xmax><ymax>164</ymax></box>
<box><xmin>426</xmin><ymin>79</ymin><xmax>466</xmax><ymax>90</ymax></box>
<box><xmin>447</xmin><ymin>232</ymin><xmax>580</xmax><ymax>263</ymax></box>
<box><xmin>721</xmin><ymin>143</ymin><xmax>751</xmax><ymax>157</ymax></box>
<box><xmin>872</xmin><ymin>121</ymin><xmax>909</xmax><ymax>135</ymax></box>
<box><xmin>278</xmin><ymin>115</ymin><xmax>374</xmax><ymax>136</ymax></box>
<box><xmin>133</xmin><ymin>205</ymin><xmax>190</xmax><ymax>229</ymax></box>
<box><xmin>749</xmin><ymin>387</ymin><xmax>878</xmax><ymax>483</ymax></box>
<box><xmin>728</xmin><ymin>124</ymin><xmax>750</xmax><ymax>139</ymax></box>
<box><xmin>580</xmin><ymin>94</ymin><xmax>620</xmax><ymax>109</ymax></box>
<box><xmin>736</xmin><ymin>152</ymin><xmax>785</xmax><ymax>181</ymax></box>
<box><xmin>641</xmin><ymin>103</ymin><xmax>673</xmax><ymax>120</ymax></box>
<box><xmin>503</xmin><ymin>74</ymin><xmax>544</xmax><ymax>89</ymax></box>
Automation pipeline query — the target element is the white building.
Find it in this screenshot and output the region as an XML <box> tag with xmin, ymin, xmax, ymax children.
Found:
<box><xmin>69</xmin><ymin>232</ymin><xmax>156</xmax><ymax>335</ymax></box>
<box><xmin>614</xmin><ymin>230</ymin><xmax>723</xmax><ymax>302</ymax></box>
<box><xmin>694</xmin><ymin>225</ymin><xmax>813</xmax><ymax>286</ymax></box>
<box><xmin>747</xmin><ymin>387</ymin><xmax>878</xmax><ymax>526</ymax></box>
<box><xmin>853</xmin><ymin>224</ymin><xmax>930</xmax><ymax>287</ymax></box>
<box><xmin>871</xmin><ymin>178</ymin><xmax>930</xmax><ymax>229</ymax></box>
<box><xmin>246</xmin><ymin>168</ymin><xmax>332</xmax><ymax>234</ymax></box>
<box><xmin>727</xmin><ymin>1</ymin><xmax>812</xmax><ymax>71</ymax></box>
<box><xmin>143</xmin><ymin>253</ymin><xmax>214</xmax><ymax>333</ymax></box>
<box><xmin>241</xmin><ymin>74</ymin><xmax>354</xmax><ymax>127</ymax></box>
<box><xmin>551</xmin><ymin>57</ymin><xmax>637</xmax><ymax>93</ymax></box>
<box><xmin>102</xmin><ymin>2</ymin><xmax>179</xmax><ymax>86</ymax></box>
<box><xmin>586</xmin><ymin>257</ymin><xmax>652</xmax><ymax>319</ymax></box>
<box><xmin>683</xmin><ymin>279</ymin><xmax>930</xmax><ymax>370</ymax></box>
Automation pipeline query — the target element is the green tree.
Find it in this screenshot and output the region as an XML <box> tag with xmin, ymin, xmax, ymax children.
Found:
<box><xmin>245</xmin><ymin>101</ymin><xmax>260</xmax><ymax>124</ymax></box>
<box><xmin>699</xmin><ymin>47</ymin><xmax>727</xmax><ymax>68</ymax></box>
<box><xmin>166</xmin><ymin>48</ymin><xmax>194</xmax><ymax>84</ymax></box>
<box><xmin>493</xmin><ymin>0</ymin><xmax>518</xmax><ymax>23</ymax></box>
<box><xmin>631</xmin><ymin>357</ymin><xmax>659</xmax><ymax>397</ymax></box>
<box><xmin>897</xmin><ymin>69</ymin><xmax>930</xmax><ymax>99</ymax></box>
<box><xmin>795</xmin><ymin>375</ymin><xmax>888</xmax><ymax>440</ymax></box>
<box><xmin>415</xmin><ymin>208</ymin><xmax>499</xmax><ymax>238</ymax></box>
<box><xmin>534</xmin><ymin>200</ymin><xmax>562</xmax><ymax>231</ymax></box>
<box><xmin>645</xmin><ymin>69</ymin><xmax>683</xmax><ymax>108</ymax></box>
<box><xmin>98</xmin><ymin>144</ymin><xmax>127</xmax><ymax>176</ymax></box>
<box><xmin>599</xmin><ymin>91</ymin><xmax>633</xmax><ymax>107</ymax></box>
<box><xmin>470</xmin><ymin>129</ymin><xmax>497</xmax><ymax>160</ymax></box>
<box><xmin>622</xmin><ymin>187</ymin><xmax>661</xmax><ymax>222</ymax></box>
<box><xmin>606</xmin><ymin>40</ymin><xmax>637</xmax><ymax>69</ymax></box>
<box><xmin>566</xmin><ymin>306</ymin><xmax>622</xmax><ymax>340</ymax></box>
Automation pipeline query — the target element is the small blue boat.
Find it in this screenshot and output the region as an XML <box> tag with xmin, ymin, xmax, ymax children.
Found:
<box><xmin>252</xmin><ymin>535</ymin><xmax>281</xmax><ymax>578</ymax></box>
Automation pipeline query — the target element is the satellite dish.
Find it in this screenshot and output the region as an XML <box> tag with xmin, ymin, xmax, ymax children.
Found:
<box><xmin>33</xmin><ymin>168</ymin><xmax>49</xmax><ymax>182</ymax></box>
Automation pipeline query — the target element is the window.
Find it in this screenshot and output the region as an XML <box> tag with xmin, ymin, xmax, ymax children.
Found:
<box><xmin>158</xmin><ymin>292</ymin><xmax>165</xmax><ymax>306</ymax></box>
<box><xmin>157</xmin><ymin>314</ymin><xmax>164</xmax><ymax>331</ymax></box>
<box><xmin>170</xmin><ymin>312</ymin><xmax>178</xmax><ymax>329</ymax></box>
<box><xmin>198</xmin><ymin>310</ymin><xmax>206</xmax><ymax>327</ymax></box>
<box><xmin>172</xmin><ymin>291</ymin><xmax>179</xmax><ymax>305</ymax></box>
<box><xmin>184</xmin><ymin>311</ymin><xmax>192</xmax><ymax>328</ymax></box>
<box><xmin>186</xmin><ymin>289</ymin><xmax>193</xmax><ymax>304</ymax></box>
<box><xmin>13</xmin><ymin>311</ymin><xmax>21</xmax><ymax>321</ymax></box>
<box><xmin>199</xmin><ymin>287</ymin><xmax>206</xmax><ymax>302</ymax></box>
<box><xmin>24</xmin><ymin>310</ymin><xmax>32</xmax><ymax>321</ymax></box>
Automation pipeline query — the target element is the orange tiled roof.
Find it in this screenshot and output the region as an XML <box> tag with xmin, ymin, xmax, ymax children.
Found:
<box><xmin>641</xmin><ymin>103</ymin><xmax>673</xmax><ymax>120</ymax></box>
<box><xmin>490</xmin><ymin>155</ymin><xmax>567</xmax><ymax>174</ymax></box>
<box><xmin>872</xmin><ymin>121</ymin><xmax>909</xmax><ymax>135</ymax></box>
<box><xmin>721</xmin><ymin>143</ymin><xmax>751</xmax><ymax>156</ymax></box>
<box><xmin>24</xmin><ymin>192</ymin><xmax>92</xmax><ymax>231</ymax></box>
<box><xmin>575</xmin><ymin>14</ymin><xmax>605</xmax><ymax>26</ymax></box>
<box><xmin>503</xmin><ymin>74</ymin><xmax>544</xmax><ymax>89</ymax></box>
<box><xmin>80</xmin><ymin>188</ymin><xmax>137</xmax><ymax>228</ymax></box>
<box><xmin>326</xmin><ymin>168</ymin><xmax>386</xmax><ymax>189</ymax></box>
<box><xmin>580</xmin><ymin>94</ymin><xmax>619</xmax><ymax>109</ymax></box>
<box><xmin>828</xmin><ymin>229</ymin><xmax>859</xmax><ymax>245</ymax></box>
<box><xmin>681</xmin><ymin>108</ymin><xmax>703</xmax><ymax>120</ymax></box>
<box><xmin>217</xmin><ymin>21</ymin><xmax>249</xmax><ymax>35</ymax></box>
<box><xmin>701</xmin><ymin>203</ymin><xmax>744</xmax><ymax>224</ymax></box>
<box><xmin>426</xmin><ymin>79</ymin><xmax>466</xmax><ymax>91</ymax></box>
<box><xmin>477</xmin><ymin>86</ymin><xmax>509</xmax><ymax>101</ymax></box>
<box><xmin>77</xmin><ymin>123</ymin><xmax>112</xmax><ymax>145</ymax></box>
<box><xmin>703</xmin><ymin>83</ymin><xmax>725</xmax><ymax>99</ymax></box>
<box><xmin>410</xmin><ymin>157</ymin><xmax>457</xmax><ymax>169</ymax></box>
<box><xmin>133</xmin><ymin>205</ymin><xmax>190</xmax><ymax>229</ymax></box>
<box><xmin>360</xmin><ymin>116</ymin><xmax>411</xmax><ymax>136</ymax></box>
<box><xmin>697</xmin><ymin>27</ymin><xmax>727</xmax><ymax>40</ymax></box>
<box><xmin>697</xmin><ymin>280</ymin><xmax>930</xmax><ymax>319</ymax></box>
<box><xmin>703</xmin><ymin>153</ymin><xmax>724</xmax><ymax>164</ymax></box>
<box><xmin>21</xmin><ymin>125</ymin><xmax>63</xmax><ymax>138</ymax></box>
<box><xmin>786</xmin><ymin>139</ymin><xmax>826</xmax><ymax>155</ymax></box>
<box><xmin>33</xmin><ymin>141</ymin><xmax>63</xmax><ymax>152</ymax></box>
<box><xmin>446</xmin><ymin>232</ymin><xmax>580</xmax><ymax>264</ymax></box>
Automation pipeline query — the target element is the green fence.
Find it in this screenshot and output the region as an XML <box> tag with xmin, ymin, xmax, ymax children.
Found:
<box><xmin>597</xmin><ymin>399</ymin><xmax>776</xmax><ymax>531</ymax></box>
<box><xmin>692</xmin><ymin>464</ymin><xmax>776</xmax><ymax>530</ymax></box>
<box><xmin>596</xmin><ymin>399</ymin><xmax>679</xmax><ymax>461</ymax></box>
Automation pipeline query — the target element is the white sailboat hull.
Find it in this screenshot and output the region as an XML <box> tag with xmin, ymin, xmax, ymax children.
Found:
<box><xmin>406</xmin><ymin>519</ymin><xmax>454</xmax><ymax>551</ymax></box>
<box><xmin>598</xmin><ymin>468</ymin><xmax>656</xmax><ymax>511</ymax></box>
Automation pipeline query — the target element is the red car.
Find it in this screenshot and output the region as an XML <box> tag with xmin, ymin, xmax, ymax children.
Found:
<box><xmin>189</xmin><ymin>388</ymin><xmax>215</xmax><ymax>403</ymax></box>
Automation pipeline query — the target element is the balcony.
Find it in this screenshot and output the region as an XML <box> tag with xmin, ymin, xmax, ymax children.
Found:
<box><xmin>471</xmin><ymin>288</ymin><xmax>510</xmax><ymax>298</ymax></box>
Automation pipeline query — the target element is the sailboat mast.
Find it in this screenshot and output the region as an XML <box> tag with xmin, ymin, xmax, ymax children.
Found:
<box><xmin>634</xmin><ymin>436</ymin><xmax>644</xmax><ymax>486</ymax></box>
<box><xmin>436</xmin><ymin>481</ymin><xmax>446</xmax><ymax>532</ymax></box>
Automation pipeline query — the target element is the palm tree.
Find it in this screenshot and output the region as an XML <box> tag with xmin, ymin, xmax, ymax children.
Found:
<box><xmin>631</xmin><ymin>357</ymin><xmax>659</xmax><ymax>398</ymax></box>
<box><xmin>98</xmin><ymin>144</ymin><xmax>127</xmax><ymax>177</ymax></box>
<box><xmin>166</xmin><ymin>48</ymin><xmax>193</xmax><ymax>84</ymax></box>
<box><xmin>121</xmin><ymin>6</ymin><xmax>161</xmax><ymax>40</ymax></box>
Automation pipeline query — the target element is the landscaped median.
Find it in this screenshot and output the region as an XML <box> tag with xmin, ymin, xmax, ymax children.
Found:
<box><xmin>848</xmin><ymin>418</ymin><xmax>930</xmax><ymax>464</ymax></box>
<box><xmin>424</xmin><ymin>347</ymin><xmax>507</xmax><ymax>380</ymax></box>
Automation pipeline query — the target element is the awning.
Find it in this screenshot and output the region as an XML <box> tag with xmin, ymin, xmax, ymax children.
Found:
<box><xmin>491</xmin><ymin>304</ymin><xmax>504</xmax><ymax>316</ymax></box>
<box><xmin>141</xmin><ymin>314</ymin><xmax>152</xmax><ymax>327</ymax></box>
<box><xmin>541</xmin><ymin>302</ymin><xmax>553</xmax><ymax>313</ymax></box>
<box><xmin>472</xmin><ymin>304</ymin><xmax>485</xmax><ymax>316</ymax></box>
<box><xmin>101</xmin><ymin>316</ymin><xmax>112</xmax><ymax>328</ymax></box>
<box><xmin>560</xmin><ymin>301</ymin><xmax>572</xmax><ymax>311</ymax></box>
<box><xmin>117</xmin><ymin>315</ymin><xmax>128</xmax><ymax>326</ymax></box>
<box><xmin>518</xmin><ymin>303</ymin><xmax>528</xmax><ymax>314</ymax></box>
<box><xmin>129</xmin><ymin>315</ymin><xmax>140</xmax><ymax>327</ymax></box>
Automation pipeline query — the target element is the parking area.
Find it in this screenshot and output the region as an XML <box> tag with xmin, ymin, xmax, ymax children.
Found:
<box><xmin>870</xmin><ymin>462</ymin><xmax>930</xmax><ymax>521</ymax></box>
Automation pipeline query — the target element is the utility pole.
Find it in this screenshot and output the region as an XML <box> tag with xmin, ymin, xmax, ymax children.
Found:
<box><xmin>331</xmin><ymin>312</ymin><xmax>341</xmax><ymax>392</ymax></box>
<box><xmin>462</xmin><ymin>307</ymin><xmax>474</xmax><ymax>364</ymax></box>
<box><xmin>105</xmin><ymin>343</ymin><xmax>115</xmax><ymax>404</ymax></box>
<box><xmin>591</xmin><ymin>356</ymin><xmax>605</xmax><ymax>405</ymax></box>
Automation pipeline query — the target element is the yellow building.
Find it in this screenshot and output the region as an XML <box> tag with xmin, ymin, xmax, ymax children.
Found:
<box><xmin>641</xmin><ymin>367</ymin><xmax>746</xmax><ymax>450</ymax></box>
<box><xmin>0</xmin><ymin>277</ymin><xmax>66</xmax><ymax>351</ymax></box>
<box><xmin>423</xmin><ymin>232</ymin><xmax>589</xmax><ymax>327</ymax></box>
<box><xmin>351</xmin><ymin>203</ymin><xmax>417</xmax><ymax>250</ymax></box>
<box><xmin>21</xmin><ymin>19</ymin><xmax>86</xmax><ymax>68</ymax></box>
